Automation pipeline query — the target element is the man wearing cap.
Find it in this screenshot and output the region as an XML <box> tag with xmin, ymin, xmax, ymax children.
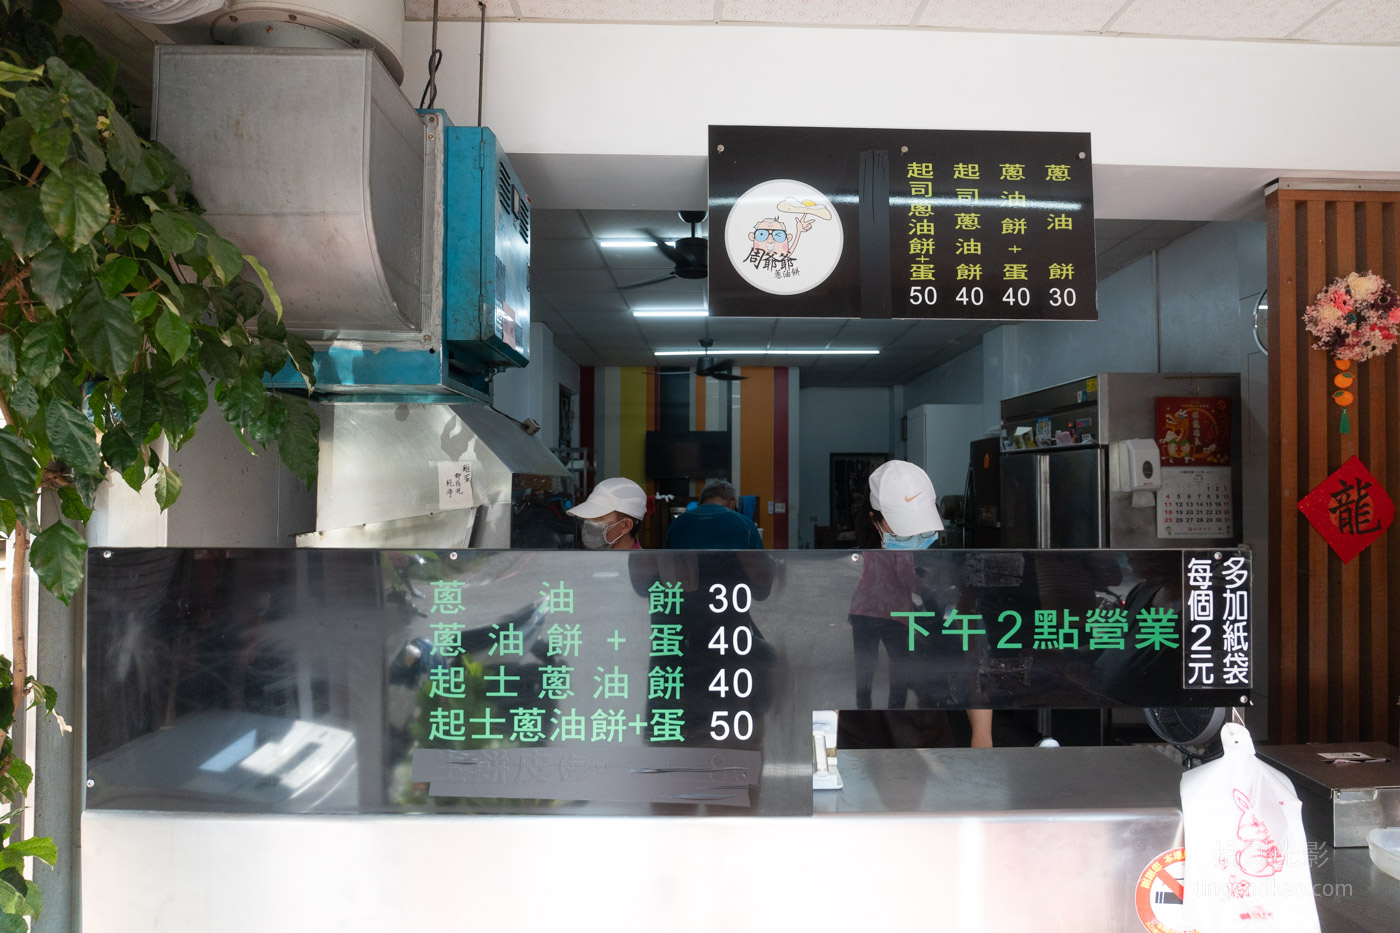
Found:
<box><xmin>567</xmin><ymin>477</ymin><xmax>647</xmax><ymax>550</ymax></box>
<box><xmin>664</xmin><ymin>481</ymin><xmax>764</xmax><ymax>550</ymax></box>
<box><xmin>842</xmin><ymin>460</ymin><xmax>994</xmax><ymax>749</ymax></box>
<box><xmin>867</xmin><ymin>459</ymin><xmax>944</xmax><ymax>548</ymax></box>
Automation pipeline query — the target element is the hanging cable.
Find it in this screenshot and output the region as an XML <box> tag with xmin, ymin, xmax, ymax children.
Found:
<box><xmin>418</xmin><ymin>0</ymin><xmax>443</xmax><ymax>109</ymax></box>
<box><xmin>477</xmin><ymin>1</ymin><xmax>487</xmax><ymax>127</ymax></box>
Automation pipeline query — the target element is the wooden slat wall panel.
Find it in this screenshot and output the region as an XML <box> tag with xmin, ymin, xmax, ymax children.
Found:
<box><xmin>1268</xmin><ymin>188</ymin><xmax>1400</xmax><ymax>744</ymax></box>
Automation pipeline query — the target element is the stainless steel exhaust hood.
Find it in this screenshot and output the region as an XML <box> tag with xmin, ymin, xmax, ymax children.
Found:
<box><xmin>298</xmin><ymin>404</ymin><xmax>569</xmax><ymax>549</ymax></box>
<box><xmin>152</xmin><ymin>46</ymin><xmax>532</xmax><ymax>402</ymax></box>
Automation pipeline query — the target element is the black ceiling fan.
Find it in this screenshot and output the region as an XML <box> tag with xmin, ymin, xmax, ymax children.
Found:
<box><xmin>646</xmin><ymin>339</ymin><xmax>747</xmax><ymax>381</ymax></box>
<box><xmin>619</xmin><ymin>210</ymin><xmax>707</xmax><ymax>290</ymax></box>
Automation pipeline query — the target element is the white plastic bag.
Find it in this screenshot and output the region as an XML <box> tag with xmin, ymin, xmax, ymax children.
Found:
<box><xmin>1180</xmin><ymin>722</ymin><xmax>1321</xmax><ymax>932</ymax></box>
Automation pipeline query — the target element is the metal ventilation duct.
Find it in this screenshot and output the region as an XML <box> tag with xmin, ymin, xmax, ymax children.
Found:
<box><xmin>213</xmin><ymin>0</ymin><xmax>405</xmax><ymax>85</ymax></box>
<box><xmin>152</xmin><ymin>45</ymin><xmax>428</xmax><ymax>337</ymax></box>
<box><xmin>96</xmin><ymin>0</ymin><xmax>225</xmax><ymax>24</ymax></box>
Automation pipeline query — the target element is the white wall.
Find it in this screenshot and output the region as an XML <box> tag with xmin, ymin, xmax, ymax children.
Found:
<box><xmin>405</xmin><ymin>22</ymin><xmax>1400</xmax><ymax>218</ymax></box>
<box><xmin>796</xmin><ymin>387</ymin><xmax>892</xmax><ymax>547</ymax></box>
<box><xmin>490</xmin><ymin>323</ymin><xmax>581</xmax><ymax>451</ymax></box>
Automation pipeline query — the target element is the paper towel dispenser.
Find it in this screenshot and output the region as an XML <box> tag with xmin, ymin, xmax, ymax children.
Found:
<box><xmin>1113</xmin><ymin>438</ymin><xmax>1162</xmax><ymax>507</ymax></box>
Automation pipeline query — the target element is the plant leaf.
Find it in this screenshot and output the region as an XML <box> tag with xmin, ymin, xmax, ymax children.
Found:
<box><xmin>0</xmin><ymin>62</ymin><xmax>41</xmax><ymax>87</ymax></box>
<box><xmin>105</xmin><ymin>108</ymin><xmax>143</xmax><ymax>181</ymax></box>
<box><xmin>5</xmin><ymin>760</ymin><xmax>30</xmax><ymax>798</ymax></box>
<box><xmin>45</xmin><ymin>56</ymin><xmax>105</xmax><ymax>128</ymax></box>
<box><xmin>29</xmin><ymin>521</ymin><xmax>86</xmax><ymax>604</ymax></box>
<box><xmin>27</xmin><ymin>125</ymin><xmax>68</xmax><ymax>172</ymax></box>
<box><xmin>160</xmin><ymin>365</ymin><xmax>208</xmax><ymax>418</ymax></box>
<box><xmin>28</xmin><ymin>242</ymin><xmax>85</xmax><ymax>310</ymax></box>
<box><xmin>0</xmin><ymin>187</ymin><xmax>54</xmax><ymax>259</ymax></box>
<box><xmin>39</xmin><ymin>159</ymin><xmax>108</xmax><ymax>251</ymax></box>
<box><xmin>204</xmin><ymin>235</ymin><xmax>244</xmax><ymax>285</ymax></box>
<box><xmin>95</xmin><ymin>256</ymin><xmax>138</xmax><ymax>300</ymax></box>
<box><xmin>197</xmin><ymin>336</ymin><xmax>239</xmax><ymax>382</ymax></box>
<box><xmin>215</xmin><ymin>370</ymin><xmax>266</xmax><ymax>428</ymax></box>
<box><xmin>57</xmin><ymin>483</ymin><xmax>91</xmax><ymax>523</ymax></box>
<box><xmin>0</xmin><ymin>877</ymin><xmax>36</xmax><ymax>921</ymax></box>
<box><xmin>0</xmin><ymin>836</ymin><xmax>55</xmax><ymax>869</ymax></box>
<box><xmin>44</xmin><ymin>402</ymin><xmax>101</xmax><ymax>476</ymax></box>
<box><xmin>0</xmin><ymin>118</ymin><xmax>32</xmax><ymax>173</ymax></box>
<box><xmin>243</xmin><ymin>253</ymin><xmax>282</xmax><ymax>319</ymax></box>
<box><xmin>0</xmin><ymin>430</ymin><xmax>40</xmax><ymax>523</ymax></box>
<box><xmin>149</xmin><ymin>210</ymin><xmax>195</xmax><ymax>256</ymax></box>
<box><xmin>120</xmin><ymin>456</ymin><xmax>146</xmax><ymax>493</ymax></box>
<box><xmin>69</xmin><ymin>286</ymin><xmax>140</xmax><ymax>375</ymax></box>
<box><xmin>153</xmin><ymin>308</ymin><xmax>191</xmax><ymax>362</ymax></box>
<box><xmin>7</xmin><ymin>381</ymin><xmax>37</xmax><ymax>424</ymax></box>
<box><xmin>248</xmin><ymin>394</ymin><xmax>287</xmax><ymax>446</ymax></box>
<box><xmin>277</xmin><ymin>395</ymin><xmax>320</xmax><ymax>489</ymax></box>
<box><xmin>98</xmin><ymin>424</ymin><xmax>138</xmax><ymax>474</ymax></box>
<box><xmin>115</xmin><ymin>375</ymin><xmax>160</xmax><ymax>441</ymax></box>
<box><xmin>154</xmin><ymin>463</ymin><xmax>181</xmax><ymax>511</ymax></box>
<box><xmin>0</xmin><ymin>336</ymin><xmax>15</xmax><ymax>380</ymax></box>
<box><xmin>13</xmin><ymin>86</ymin><xmax>61</xmax><ymax>133</ymax></box>
<box><xmin>130</xmin><ymin>291</ymin><xmax>158</xmax><ymax>322</ymax></box>
<box><xmin>19</xmin><ymin>318</ymin><xmax>65</xmax><ymax>386</ymax></box>
<box><xmin>285</xmin><ymin>332</ymin><xmax>316</xmax><ymax>389</ymax></box>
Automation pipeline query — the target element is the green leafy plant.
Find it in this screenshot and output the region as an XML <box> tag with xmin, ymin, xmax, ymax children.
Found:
<box><xmin>0</xmin><ymin>0</ymin><xmax>320</xmax><ymax>922</ymax></box>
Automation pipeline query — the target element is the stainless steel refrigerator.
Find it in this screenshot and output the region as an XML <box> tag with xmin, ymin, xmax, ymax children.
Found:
<box><xmin>999</xmin><ymin>372</ymin><xmax>1242</xmax><ymax>549</ymax></box>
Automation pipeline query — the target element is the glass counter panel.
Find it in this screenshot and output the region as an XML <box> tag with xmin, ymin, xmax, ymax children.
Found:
<box><xmin>85</xmin><ymin>547</ymin><xmax>1251</xmax><ymax>816</ymax></box>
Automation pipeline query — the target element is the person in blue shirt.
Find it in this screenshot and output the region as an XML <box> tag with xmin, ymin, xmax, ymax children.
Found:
<box><xmin>664</xmin><ymin>481</ymin><xmax>764</xmax><ymax>550</ymax></box>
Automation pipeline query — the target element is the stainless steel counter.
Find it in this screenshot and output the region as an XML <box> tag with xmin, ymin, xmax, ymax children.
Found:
<box><xmin>818</xmin><ymin>745</ymin><xmax>1183</xmax><ymax>813</ymax></box>
<box><xmin>1311</xmin><ymin>845</ymin><xmax>1400</xmax><ymax>932</ymax></box>
<box><xmin>819</xmin><ymin>746</ymin><xmax>1400</xmax><ymax>932</ymax></box>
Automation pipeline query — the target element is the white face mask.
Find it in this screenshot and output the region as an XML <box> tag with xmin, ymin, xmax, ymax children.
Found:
<box><xmin>581</xmin><ymin>517</ymin><xmax>627</xmax><ymax>550</ymax></box>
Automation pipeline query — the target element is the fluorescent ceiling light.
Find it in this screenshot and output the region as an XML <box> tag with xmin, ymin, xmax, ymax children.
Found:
<box><xmin>599</xmin><ymin>239</ymin><xmax>676</xmax><ymax>249</ymax></box>
<box><xmin>632</xmin><ymin>308</ymin><xmax>709</xmax><ymax>317</ymax></box>
<box><xmin>654</xmin><ymin>348</ymin><xmax>879</xmax><ymax>356</ymax></box>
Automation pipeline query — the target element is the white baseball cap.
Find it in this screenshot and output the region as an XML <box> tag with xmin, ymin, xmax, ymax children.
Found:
<box><xmin>868</xmin><ymin>460</ymin><xmax>944</xmax><ymax>537</ymax></box>
<box><xmin>567</xmin><ymin>477</ymin><xmax>647</xmax><ymax>521</ymax></box>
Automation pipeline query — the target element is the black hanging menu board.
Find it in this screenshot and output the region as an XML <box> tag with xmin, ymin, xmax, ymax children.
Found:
<box><xmin>708</xmin><ymin>125</ymin><xmax>1096</xmax><ymax>321</ymax></box>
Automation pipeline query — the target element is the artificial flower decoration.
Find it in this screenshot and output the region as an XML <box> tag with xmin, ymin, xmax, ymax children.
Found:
<box><xmin>1302</xmin><ymin>272</ymin><xmax>1400</xmax><ymax>433</ymax></box>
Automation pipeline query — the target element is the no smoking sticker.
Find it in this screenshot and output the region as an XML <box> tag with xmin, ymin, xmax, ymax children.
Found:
<box><xmin>1136</xmin><ymin>847</ymin><xmax>1196</xmax><ymax>933</ymax></box>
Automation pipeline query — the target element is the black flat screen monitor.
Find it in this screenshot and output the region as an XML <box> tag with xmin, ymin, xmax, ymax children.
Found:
<box><xmin>645</xmin><ymin>430</ymin><xmax>730</xmax><ymax>479</ymax></box>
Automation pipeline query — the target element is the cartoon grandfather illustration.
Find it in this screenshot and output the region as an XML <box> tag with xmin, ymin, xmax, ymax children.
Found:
<box><xmin>742</xmin><ymin>197</ymin><xmax>833</xmax><ymax>279</ymax></box>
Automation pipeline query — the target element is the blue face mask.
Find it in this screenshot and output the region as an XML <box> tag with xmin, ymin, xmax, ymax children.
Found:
<box><xmin>882</xmin><ymin>530</ymin><xmax>938</xmax><ymax>550</ymax></box>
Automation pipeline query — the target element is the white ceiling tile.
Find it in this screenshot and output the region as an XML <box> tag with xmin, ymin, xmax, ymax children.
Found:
<box><xmin>770</xmin><ymin>319</ymin><xmax>848</xmax><ymax>339</ymax></box>
<box><xmin>543</xmin><ymin>292</ymin><xmax>630</xmax><ymax>312</ymax></box>
<box><xmin>405</xmin><ymin>0</ymin><xmax>516</xmax><ymax>20</ymax></box>
<box><xmin>532</xmin><ymin>209</ymin><xmax>593</xmax><ymax>240</ymax></box>
<box><xmin>624</xmin><ymin>292</ymin><xmax>712</xmax><ymax>310</ymax></box>
<box><xmin>516</xmin><ymin>0</ymin><xmax>716</xmax><ymax>22</ymax></box>
<box><xmin>1292</xmin><ymin>0</ymin><xmax>1400</xmax><ymax>43</ymax></box>
<box><xmin>533</xmin><ymin>269</ymin><xmax>621</xmax><ymax>292</ymax></box>
<box><xmin>532</xmin><ymin>238</ymin><xmax>606</xmax><ymax>270</ymax></box>
<box><xmin>601</xmin><ymin>249</ymin><xmax>680</xmax><ymax>271</ymax></box>
<box><xmin>1110</xmin><ymin>0</ymin><xmax>1326</xmax><ymax>40</ymax></box>
<box><xmin>724</xmin><ymin>0</ymin><xmax>921</xmax><ymax>27</ymax></box>
<box><xmin>917</xmin><ymin>0</ymin><xmax>1125</xmax><ymax>33</ymax></box>
<box><xmin>584</xmin><ymin>210</ymin><xmax>706</xmax><ymax>239</ymax></box>
<box><xmin>613</xmin><ymin>274</ymin><xmax>707</xmax><ymax>296</ymax></box>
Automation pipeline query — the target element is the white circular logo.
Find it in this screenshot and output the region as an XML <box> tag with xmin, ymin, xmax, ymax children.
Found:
<box><xmin>723</xmin><ymin>178</ymin><xmax>843</xmax><ymax>296</ymax></box>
